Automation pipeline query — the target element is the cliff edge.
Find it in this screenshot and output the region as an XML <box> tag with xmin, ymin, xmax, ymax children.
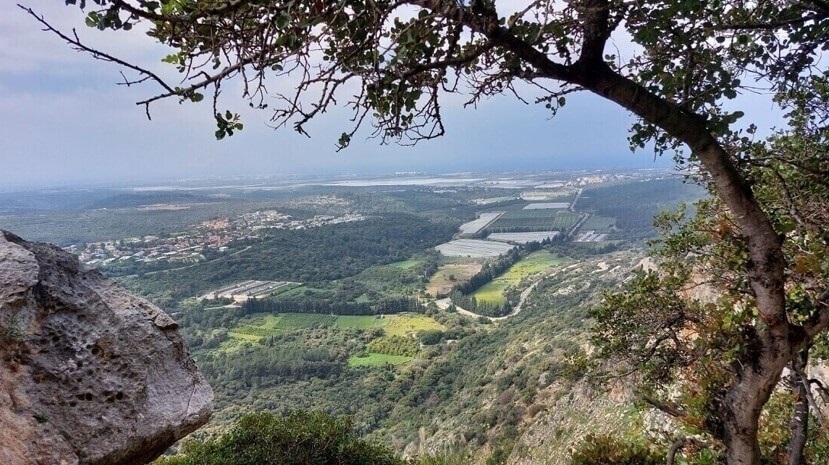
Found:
<box><xmin>0</xmin><ymin>230</ymin><xmax>212</xmax><ymax>465</ymax></box>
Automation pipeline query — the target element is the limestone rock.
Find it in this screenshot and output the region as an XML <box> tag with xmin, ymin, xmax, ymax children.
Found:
<box><xmin>0</xmin><ymin>230</ymin><xmax>212</xmax><ymax>465</ymax></box>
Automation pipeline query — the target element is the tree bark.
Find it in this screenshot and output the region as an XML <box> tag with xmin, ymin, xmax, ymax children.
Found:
<box><xmin>788</xmin><ymin>350</ymin><xmax>810</xmax><ymax>465</ymax></box>
<box><xmin>417</xmin><ymin>3</ymin><xmax>819</xmax><ymax>464</ymax></box>
<box><xmin>719</xmin><ymin>325</ymin><xmax>805</xmax><ymax>465</ymax></box>
<box><xmin>576</xmin><ymin>65</ymin><xmax>797</xmax><ymax>465</ymax></box>
<box><xmin>722</xmin><ymin>374</ymin><xmax>773</xmax><ymax>465</ymax></box>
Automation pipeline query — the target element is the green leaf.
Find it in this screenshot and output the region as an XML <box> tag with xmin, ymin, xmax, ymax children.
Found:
<box><xmin>338</xmin><ymin>132</ymin><xmax>351</xmax><ymax>148</ymax></box>
<box><xmin>778</xmin><ymin>220</ymin><xmax>796</xmax><ymax>234</ymax></box>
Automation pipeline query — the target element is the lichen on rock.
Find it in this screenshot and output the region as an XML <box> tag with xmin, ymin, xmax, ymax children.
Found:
<box><xmin>0</xmin><ymin>230</ymin><xmax>212</xmax><ymax>465</ymax></box>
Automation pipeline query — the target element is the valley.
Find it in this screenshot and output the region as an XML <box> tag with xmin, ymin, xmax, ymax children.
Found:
<box><xmin>0</xmin><ymin>169</ymin><xmax>704</xmax><ymax>464</ymax></box>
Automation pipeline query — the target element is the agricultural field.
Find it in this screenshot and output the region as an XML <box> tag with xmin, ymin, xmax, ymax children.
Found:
<box><xmin>384</xmin><ymin>314</ymin><xmax>445</xmax><ymax>337</ymax></box>
<box><xmin>487</xmin><ymin>209</ymin><xmax>583</xmax><ymax>232</ymax></box>
<box><xmin>472</xmin><ymin>196</ymin><xmax>517</xmax><ymax>205</ymax></box>
<box><xmin>573</xmin><ymin>230</ymin><xmax>609</xmax><ymax>242</ymax></box>
<box><xmin>579</xmin><ymin>215</ymin><xmax>616</xmax><ymax>232</ymax></box>
<box><xmin>472</xmin><ymin>251</ymin><xmax>564</xmax><ymax>305</ymax></box>
<box><xmin>552</xmin><ymin>211</ymin><xmax>583</xmax><ymax>230</ymax></box>
<box><xmin>201</xmin><ymin>280</ymin><xmax>300</xmax><ymax>302</ymax></box>
<box><xmin>226</xmin><ymin>313</ymin><xmax>441</xmax><ymax>341</ymax></box>
<box><xmin>348</xmin><ymin>353</ymin><xmax>414</xmax><ymax>367</ymax></box>
<box><xmin>228</xmin><ymin>314</ymin><xmax>340</xmax><ymax>342</ymax></box>
<box><xmin>334</xmin><ymin>315</ymin><xmax>390</xmax><ymax>330</ymax></box>
<box><xmin>344</xmin><ymin>259</ymin><xmax>427</xmax><ymax>298</ymax></box>
<box><xmin>523</xmin><ymin>202</ymin><xmax>570</xmax><ymax>209</ymax></box>
<box><xmin>457</xmin><ymin>212</ymin><xmax>504</xmax><ymax>235</ymax></box>
<box><xmin>487</xmin><ymin>231</ymin><xmax>560</xmax><ymax>244</ymax></box>
<box><xmin>279</xmin><ymin>314</ymin><xmax>339</xmax><ymax>329</ymax></box>
<box><xmin>520</xmin><ymin>189</ymin><xmax>577</xmax><ymax>201</ymax></box>
<box><xmin>426</xmin><ymin>262</ymin><xmax>484</xmax><ymax>297</ymax></box>
<box><xmin>435</xmin><ymin>239</ymin><xmax>515</xmax><ymax>257</ymax></box>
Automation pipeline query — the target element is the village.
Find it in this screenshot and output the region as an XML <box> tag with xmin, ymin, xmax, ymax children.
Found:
<box><xmin>65</xmin><ymin>209</ymin><xmax>365</xmax><ymax>268</ymax></box>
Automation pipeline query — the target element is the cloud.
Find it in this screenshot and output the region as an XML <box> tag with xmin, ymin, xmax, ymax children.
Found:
<box><xmin>0</xmin><ymin>1</ymin><xmax>675</xmax><ymax>190</ymax></box>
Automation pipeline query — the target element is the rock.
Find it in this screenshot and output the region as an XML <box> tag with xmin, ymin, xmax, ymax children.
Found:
<box><xmin>0</xmin><ymin>230</ymin><xmax>212</xmax><ymax>465</ymax></box>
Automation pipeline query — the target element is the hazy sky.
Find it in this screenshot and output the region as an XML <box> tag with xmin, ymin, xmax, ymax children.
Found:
<box><xmin>0</xmin><ymin>3</ymin><xmax>775</xmax><ymax>190</ymax></box>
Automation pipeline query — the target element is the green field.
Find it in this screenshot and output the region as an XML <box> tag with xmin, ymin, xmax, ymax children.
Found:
<box><xmin>487</xmin><ymin>209</ymin><xmax>582</xmax><ymax>232</ymax></box>
<box><xmin>334</xmin><ymin>315</ymin><xmax>390</xmax><ymax>330</ymax></box>
<box><xmin>384</xmin><ymin>314</ymin><xmax>445</xmax><ymax>337</ymax></box>
<box><xmin>227</xmin><ymin>313</ymin><xmax>440</xmax><ymax>341</ymax></box>
<box><xmin>348</xmin><ymin>353</ymin><xmax>414</xmax><ymax>367</ymax></box>
<box><xmin>279</xmin><ymin>314</ymin><xmax>338</xmax><ymax>329</ymax></box>
<box><xmin>228</xmin><ymin>314</ymin><xmax>284</xmax><ymax>340</ymax></box>
<box><xmin>472</xmin><ymin>251</ymin><xmax>564</xmax><ymax>305</ymax></box>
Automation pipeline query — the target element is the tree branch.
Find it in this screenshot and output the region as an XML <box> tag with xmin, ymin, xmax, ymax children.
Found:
<box><xmin>642</xmin><ymin>395</ymin><xmax>686</xmax><ymax>418</ymax></box>
<box><xmin>803</xmin><ymin>289</ymin><xmax>829</xmax><ymax>338</ymax></box>
<box><xmin>576</xmin><ymin>0</ymin><xmax>612</xmax><ymax>65</ymax></box>
<box><xmin>667</xmin><ymin>437</ymin><xmax>707</xmax><ymax>465</ymax></box>
<box><xmin>19</xmin><ymin>4</ymin><xmax>176</xmax><ymax>99</ymax></box>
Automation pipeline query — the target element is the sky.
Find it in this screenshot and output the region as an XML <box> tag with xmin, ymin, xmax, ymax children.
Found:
<box><xmin>0</xmin><ymin>2</ymin><xmax>776</xmax><ymax>190</ymax></box>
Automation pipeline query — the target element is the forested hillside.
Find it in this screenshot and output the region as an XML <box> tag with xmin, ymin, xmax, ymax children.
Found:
<box><xmin>115</xmin><ymin>177</ymin><xmax>694</xmax><ymax>464</ymax></box>
<box><xmin>122</xmin><ymin>213</ymin><xmax>455</xmax><ymax>305</ymax></box>
<box><xmin>2</xmin><ymin>174</ymin><xmax>715</xmax><ymax>464</ymax></box>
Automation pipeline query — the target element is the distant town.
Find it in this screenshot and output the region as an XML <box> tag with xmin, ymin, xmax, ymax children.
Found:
<box><xmin>52</xmin><ymin>171</ymin><xmax>661</xmax><ymax>269</ymax></box>
<box><xmin>66</xmin><ymin>209</ymin><xmax>365</xmax><ymax>268</ymax></box>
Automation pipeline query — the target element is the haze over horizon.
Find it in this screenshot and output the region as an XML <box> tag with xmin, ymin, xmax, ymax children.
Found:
<box><xmin>3</xmin><ymin>2</ymin><xmax>779</xmax><ymax>190</ymax></box>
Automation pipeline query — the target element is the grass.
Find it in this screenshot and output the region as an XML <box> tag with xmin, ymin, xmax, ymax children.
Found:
<box><xmin>334</xmin><ymin>315</ymin><xmax>389</xmax><ymax>330</ymax></box>
<box><xmin>472</xmin><ymin>251</ymin><xmax>564</xmax><ymax>305</ymax></box>
<box><xmin>348</xmin><ymin>353</ymin><xmax>414</xmax><ymax>367</ymax></box>
<box><xmin>227</xmin><ymin>313</ymin><xmax>440</xmax><ymax>341</ymax></box>
<box><xmin>384</xmin><ymin>314</ymin><xmax>445</xmax><ymax>337</ymax></box>
<box><xmin>354</xmin><ymin>294</ymin><xmax>372</xmax><ymax>304</ymax></box>
<box><xmin>471</xmin><ymin>282</ymin><xmax>509</xmax><ymax>305</ymax></box>
<box><xmin>228</xmin><ymin>314</ymin><xmax>283</xmax><ymax>341</ymax></box>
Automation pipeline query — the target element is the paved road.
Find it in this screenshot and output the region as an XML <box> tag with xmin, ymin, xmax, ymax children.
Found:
<box><xmin>569</xmin><ymin>188</ymin><xmax>583</xmax><ymax>211</ymax></box>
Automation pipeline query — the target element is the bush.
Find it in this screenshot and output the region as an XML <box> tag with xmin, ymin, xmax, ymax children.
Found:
<box><xmin>155</xmin><ymin>411</ymin><xmax>407</xmax><ymax>465</ymax></box>
<box><xmin>417</xmin><ymin>329</ymin><xmax>444</xmax><ymax>345</ymax></box>
<box><xmin>568</xmin><ymin>434</ymin><xmax>664</xmax><ymax>465</ymax></box>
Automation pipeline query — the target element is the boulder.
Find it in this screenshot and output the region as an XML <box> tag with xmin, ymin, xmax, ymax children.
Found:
<box><xmin>0</xmin><ymin>230</ymin><xmax>212</xmax><ymax>465</ymax></box>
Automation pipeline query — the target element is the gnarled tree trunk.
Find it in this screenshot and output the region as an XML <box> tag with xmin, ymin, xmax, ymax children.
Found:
<box><xmin>787</xmin><ymin>350</ymin><xmax>810</xmax><ymax>465</ymax></box>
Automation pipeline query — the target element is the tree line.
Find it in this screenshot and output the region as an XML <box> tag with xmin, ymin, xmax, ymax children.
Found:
<box><xmin>243</xmin><ymin>296</ymin><xmax>425</xmax><ymax>316</ymax></box>
<box><xmin>448</xmin><ymin>290</ymin><xmax>512</xmax><ymax>318</ymax></box>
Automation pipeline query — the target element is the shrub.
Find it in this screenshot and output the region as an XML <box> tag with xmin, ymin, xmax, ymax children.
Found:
<box><xmin>155</xmin><ymin>411</ymin><xmax>407</xmax><ymax>465</ymax></box>
<box><xmin>569</xmin><ymin>434</ymin><xmax>663</xmax><ymax>465</ymax></box>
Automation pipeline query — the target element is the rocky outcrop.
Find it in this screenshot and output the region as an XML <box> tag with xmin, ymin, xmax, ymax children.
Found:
<box><xmin>0</xmin><ymin>230</ymin><xmax>212</xmax><ymax>465</ymax></box>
